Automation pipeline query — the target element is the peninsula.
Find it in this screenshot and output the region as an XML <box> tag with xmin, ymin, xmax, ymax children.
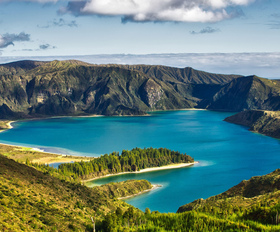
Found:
<box><xmin>225</xmin><ymin>110</ymin><xmax>280</xmax><ymax>139</ymax></box>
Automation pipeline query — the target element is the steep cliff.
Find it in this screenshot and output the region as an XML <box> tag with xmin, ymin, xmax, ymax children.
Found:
<box><xmin>0</xmin><ymin>60</ymin><xmax>280</xmax><ymax>118</ymax></box>
<box><xmin>205</xmin><ymin>76</ymin><xmax>280</xmax><ymax>111</ymax></box>
<box><xmin>224</xmin><ymin>110</ymin><xmax>280</xmax><ymax>139</ymax></box>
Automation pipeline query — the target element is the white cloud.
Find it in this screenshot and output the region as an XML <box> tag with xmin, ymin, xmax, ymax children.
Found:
<box><xmin>63</xmin><ymin>0</ymin><xmax>255</xmax><ymax>23</ymax></box>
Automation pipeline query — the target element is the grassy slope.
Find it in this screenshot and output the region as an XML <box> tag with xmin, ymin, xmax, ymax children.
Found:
<box><xmin>0</xmin><ymin>155</ymin><xmax>152</xmax><ymax>231</ymax></box>
<box><xmin>100</xmin><ymin>170</ymin><xmax>280</xmax><ymax>231</ymax></box>
<box><xmin>0</xmin><ymin>143</ymin><xmax>93</xmax><ymax>164</ymax></box>
<box><xmin>1</xmin><ymin>147</ymin><xmax>280</xmax><ymax>231</ymax></box>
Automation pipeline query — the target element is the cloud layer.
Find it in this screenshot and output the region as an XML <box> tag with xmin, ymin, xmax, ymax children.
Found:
<box><xmin>0</xmin><ymin>53</ymin><xmax>279</xmax><ymax>78</ymax></box>
<box><xmin>61</xmin><ymin>0</ymin><xmax>255</xmax><ymax>23</ymax></box>
<box><xmin>0</xmin><ymin>32</ymin><xmax>30</xmax><ymax>48</ymax></box>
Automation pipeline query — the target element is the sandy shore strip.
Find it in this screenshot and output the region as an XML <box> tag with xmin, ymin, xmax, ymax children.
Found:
<box><xmin>137</xmin><ymin>162</ymin><xmax>198</xmax><ymax>173</ymax></box>
<box><xmin>84</xmin><ymin>162</ymin><xmax>198</xmax><ymax>183</ymax></box>
<box><xmin>118</xmin><ymin>184</ymin><xmax>162</xmax><ymax>200</ymax></box>
<box><xmin>6</xmin><ymin>121</ymin><xmax>14</xmax><ymax>129</ymax></box>
<box><xmin>0</xmin><ymin>120</ymin><xmax>15</xmax><ymax>132</ymax></box>
<box><xmin>0</xmin><ymin>142</ymin><xmax>94</xmax><ymax>164</ymax></box>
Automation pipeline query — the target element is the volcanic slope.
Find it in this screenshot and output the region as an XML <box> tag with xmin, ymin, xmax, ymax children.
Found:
<box><xmin>0</xmin><ymin>60</ymin><xmax>280</xmax><ymax>118</ymax></box>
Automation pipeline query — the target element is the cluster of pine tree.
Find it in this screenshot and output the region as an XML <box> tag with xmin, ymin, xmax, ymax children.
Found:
<box><xmin>58</xmin><ymin>147</ymin><xmax>194</xmax><ymax>180</ymax></box>
<box><xmin>97</xmin><ymin>202</ymin><xmax>280</xmax><ymax>232</ymax></box>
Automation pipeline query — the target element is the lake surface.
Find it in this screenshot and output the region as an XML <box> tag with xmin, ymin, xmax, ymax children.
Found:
<box><xmin>1</xmin><ymin>110</ymin><xmax>280</xmax><ymax>213</ymax></box>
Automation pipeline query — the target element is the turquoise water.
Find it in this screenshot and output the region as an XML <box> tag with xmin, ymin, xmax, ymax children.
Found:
<box><xmin>0</xmin><ymin>110</ymin><xmax>280</xmax><ymax>213</ymax></box>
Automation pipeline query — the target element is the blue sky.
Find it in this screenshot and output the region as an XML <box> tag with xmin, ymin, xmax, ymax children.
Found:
<box><xmin>0</xmin><ymin>0</ymin><xmax>280</xmax><ymax>77</ymax></box>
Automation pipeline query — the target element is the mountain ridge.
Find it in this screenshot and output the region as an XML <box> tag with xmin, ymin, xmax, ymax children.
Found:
<box><xmin>0</xmin><ymin>59</ymin><xmax>279</xmax><ymax>118</ymax></box>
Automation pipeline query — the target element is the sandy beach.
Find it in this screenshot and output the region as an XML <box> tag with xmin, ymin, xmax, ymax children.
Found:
<box><xmin>0</xmin><ymin>120</ymin><xmax>14</xmax><ymax>132</ymax></box>
<box><xmin>84</xmin><ymin>162</ymin><xmax>198</xmax><ymax>183</ymax></box>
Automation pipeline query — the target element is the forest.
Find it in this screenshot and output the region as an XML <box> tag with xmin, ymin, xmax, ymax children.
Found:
<box><xmin>98</xmin><ymin>195</ymin><xmax>280</xmax><ymax>232</ymax></box>
<box><xmin>56</xmin><ymin>147</ymin><xmax>194</xmax><ymax>180</ymax></box>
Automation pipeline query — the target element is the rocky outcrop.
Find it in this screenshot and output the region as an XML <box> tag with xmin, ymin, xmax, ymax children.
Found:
<box><xmin>224</xmin><ymin>110</ymin><xmax>280</xmax><ymax>139</ymax></box>
<box><xmin>140</xmin><ymin>79</ymin><xmax>164</xmax><ymax>108</ymax></box>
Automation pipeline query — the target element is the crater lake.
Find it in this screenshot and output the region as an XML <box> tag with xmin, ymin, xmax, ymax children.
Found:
<box><xmin>1</xmin><ymin>110</ymin><xmax>280</xmax><ymax>212</ymax></box>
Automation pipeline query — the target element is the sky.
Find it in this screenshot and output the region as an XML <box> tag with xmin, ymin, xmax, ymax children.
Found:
<box><xmin>0</xmin><ymin>0</ymin><xmax>280</xmax><ymax>78</ymax></box>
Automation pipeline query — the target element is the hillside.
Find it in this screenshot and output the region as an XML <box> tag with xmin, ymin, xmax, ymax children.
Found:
<box><xmin>1</xmin><ymin>147</ymin><xmax>280</xmax><ymax>231</ymax></box>
<box><xmin>0</xmin><ymin>154</ymin><xmax>152</xmax><ymax>231</ymax></box>
<box><xmin>224</xmin><ymin>110</ymin><xmax>280</xmax><ymax>139</ymax></box>
<box><xmin>1</xmin><ymin>59</ymin><xmax>280</xmax><ymax>118</ymax></box>
<box><xmin>101</xmin><ymin>169</ymin><xmax>280</xmax><ymax>231</ymax></box>
<box><xmin>0</xmin><ymin>60</ymin><xmax>241</xmax><ymax>118</ymax></box>
<box><xmin>178</xmin><ymin>169</ymin><xmax>280</xmax><ymax>213</ymax></box>
<box><xmin>204</xmin><ymin>76</ymin><xmax>280</xmax><ymax>111</ymax></box>
<box><xmin>174</xmin><ymin>170</ymin><xmax>280</xmax><ymax>231</ymax></box>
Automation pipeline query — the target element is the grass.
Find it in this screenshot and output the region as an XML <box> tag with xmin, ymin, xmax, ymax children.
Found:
<box><xmin>0</xmin><ymin>143</ymin><xmax>94</xmax><ymax>164</ymax></box>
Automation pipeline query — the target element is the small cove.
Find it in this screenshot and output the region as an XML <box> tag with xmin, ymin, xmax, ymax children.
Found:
<box><xmin>0</xmin><ymin>110</ymin><xmax>280</xmax><ymax>212</ymax></box>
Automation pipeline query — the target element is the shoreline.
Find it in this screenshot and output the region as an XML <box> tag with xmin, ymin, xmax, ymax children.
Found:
<box><xmin>0</xmin><ymin>120</ymin><xmax>15</xmax><ymax>133</ymax></box>
<box><xmin>118</xmin><ymin>184</ymin><xmax>163</xmax><ymax>200</ymax></box>
<box><xmin>0</xmin><ymin>142</ymin><xmax>94</xmax><ymax>164</ymax></box>
<box><xmin>84</xmin><ymin>162</ymin><xmax>198</xmax><ymax>183</ymax></box>
<box><xmin>0</xmin><ymin>108</ymin><xmax>207</xmax><ymax>132</ymax></box>
<box><xmin>0</xmin><ymin>140</ymin><xmax>197</xmax><ymax>177</ymax></box>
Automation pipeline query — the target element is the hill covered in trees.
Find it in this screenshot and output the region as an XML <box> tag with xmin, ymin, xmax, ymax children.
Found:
<box><xmin>1</xmin><ymin>59</ymin><xmax>280</xmax><ymax>118</ymax></box>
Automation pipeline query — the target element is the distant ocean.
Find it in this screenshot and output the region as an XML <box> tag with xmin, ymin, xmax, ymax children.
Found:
<box><xmin>1</xmin><ymin>110</ymin><xmax>280</xmax><ymax>212</ymax></box>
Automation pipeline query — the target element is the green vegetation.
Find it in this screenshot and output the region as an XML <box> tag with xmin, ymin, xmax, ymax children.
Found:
<box><xmin>225</xmin><ymin>110</ymin><xmax>280</xmax><ymax>139</ymax></box>
<box><xmin>0</xmin><ymin>143</ymin><xmax>93</xmax><ymax>164</ymax></box>
<box><xmin>98</xmin><ymin>202</ymin><xmax>280</xmax><ymax>231</ymax></box>
<box><xmin>58</xmin><ymin>147</ymin><xmax>194</xmax><ymax>180</ymax></box>
<box><xmin>1</xmin><ymin>144</ymin><xmax>280</xmax><ymax>231</ymax></box>
<box><xmin>98</xmin><ymin>170</ymin><xmax>280</xmax><ymax>232</ymax></box>
<box><xmin>0</xmin><ymin>154</ymin><xmax>152</xmax><ymax>231</ymax></box>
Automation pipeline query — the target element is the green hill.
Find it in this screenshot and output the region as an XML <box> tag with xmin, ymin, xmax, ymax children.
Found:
<box><xmin>101</xmin><ymin>169</ymin><xmax>280</xmax><ymax>231</ymax></box>
<box><xmin>1</xmin><ymin>148</ymin><xmax>280</xmax><ymax>231</ymax></box>
<box><xmin>0</xmin><ymin>154</ymin><xmax>151</xmax><ymax>231</ymax></box>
